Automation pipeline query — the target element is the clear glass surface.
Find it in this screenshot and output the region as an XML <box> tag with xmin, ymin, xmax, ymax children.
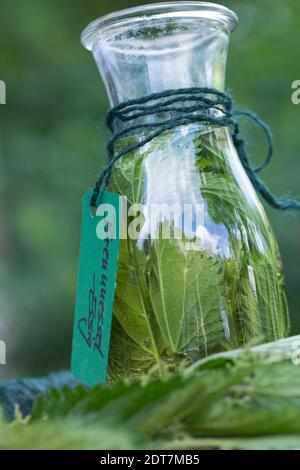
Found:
<box><xmin>82</xmin><ymin>2</ymin><xmax>289</xmax><ymax>380</ymax></box>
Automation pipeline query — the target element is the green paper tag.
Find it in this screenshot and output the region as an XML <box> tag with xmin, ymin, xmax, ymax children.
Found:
<box><xmin>71</xmin><ymin>189</ymin><xmax>122</xmax><ymax>387</ymax></box>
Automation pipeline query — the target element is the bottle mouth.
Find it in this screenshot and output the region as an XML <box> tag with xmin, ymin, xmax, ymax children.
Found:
<box><xmin>81</xmin><ymin>2</ymin><xmax>238</xmax><ymax>51</ymax></box>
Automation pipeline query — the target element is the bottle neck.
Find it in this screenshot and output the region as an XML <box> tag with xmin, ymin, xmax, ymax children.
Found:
<box><xmin>91</xmin><ymin>17</ymin><xmax>230</xmax><ymax>106</ymax></box>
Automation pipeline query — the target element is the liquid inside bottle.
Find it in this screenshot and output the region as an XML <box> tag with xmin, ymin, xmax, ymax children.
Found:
<box><xmin>81</xmin><ymin>2</ymin><xmax>290</xmax><ymax>380</ymax></box>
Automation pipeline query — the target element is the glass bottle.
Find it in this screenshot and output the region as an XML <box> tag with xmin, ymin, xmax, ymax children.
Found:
<box><xmin>81</xmin><ymin>2</ymin><xmax>289</xmax><ymax>380</ymax></box>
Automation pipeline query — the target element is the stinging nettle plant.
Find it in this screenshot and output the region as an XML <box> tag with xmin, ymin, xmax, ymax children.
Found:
<box><xmin>80</xmin><ymin>3</ymin><xmax>291</xmax><ymax>380</ymax></box>
<box><xmin>107</xmin><ymin>128</ymin><xmax>289</xmax><ymax>380</ymax></box>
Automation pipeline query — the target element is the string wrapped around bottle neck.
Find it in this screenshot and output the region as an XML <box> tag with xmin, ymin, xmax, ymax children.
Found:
<box><xmin>90</xmin><ymin>87</ymin><xmax>300</xmax><ymax>211</ymax></box>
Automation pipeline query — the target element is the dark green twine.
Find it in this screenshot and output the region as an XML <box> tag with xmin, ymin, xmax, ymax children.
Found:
<box><xmin>90</xmin><ymin>87</ymin><xmax>300</xmax><ymax>211</ymax></box>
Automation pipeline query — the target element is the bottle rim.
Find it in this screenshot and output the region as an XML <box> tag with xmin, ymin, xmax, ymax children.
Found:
<box><xmin>81</xmin><ymin>2</ymin><xmax>238</xmax><ymax>51</ymax></box>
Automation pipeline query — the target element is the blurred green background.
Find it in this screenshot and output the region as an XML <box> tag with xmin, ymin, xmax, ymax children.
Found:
<box><xmin>0</xmin><ymin>0</ymin><xmax>299</xmax><ymax>379</ymax></box>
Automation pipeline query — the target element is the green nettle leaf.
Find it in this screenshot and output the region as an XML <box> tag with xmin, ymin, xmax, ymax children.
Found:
<box><xmin>104</xmin><ymin>127</ymin><xmax>289</xmax><ymax>378</ymax></box>
<box><xmin>254</xmin><ymin>257</ymin><xmax>289</xmax><ymax>340</ymax></box>
<box><xmin>224</xmin><ymin>253</ymin><xmax>264</xmax><ymax>346</ymax></box>
<box><xmin>194</xmin><ymin>131</ymin><xmax>289</xmax><ymax>343</ymax></box>
<box><xmin>185</xmin><ymin>362</ymin><xmax>300</xmax><ymax>437</ymax></box>
<box><xmin>7</xmin><ymin>336</ymin><xmax>299</xmax><ymax>450</ymax></box>
<box><xmin>108</xmin><ymin>230</ymin><xmax>166</xmax><ymax>378</ymax></box>
<box><xmin>110</xmin><ymin>148</ymin><xmax>145</xmax><ymax>206</ymax></box>
<box><xmin>200</xmin><ymin>173</ymin><xmax>250</xmax><ymax>226</ymax></box>
<box><xmin>109</xmin><ymin>147</ymin><xmax>165</xmax><ymax>377</ymax></box>
<box><xmin>166</xmin><ymin>435</ymin><xmax>300</xmax><ymax>451</ymax></box>
<box><xmin>112</xmin><ymin>239</ymin><xmax>164</xmax><ymax>355</ymax></box>
<box><xmin>149</xmin><ymin>235</ymin><xmax>224</xmax><ymax>355</ymax></box>
<box><xmin>108</xmin><ymin>317</ymin><xmax>161</xmax><ymax>381</ymax></box>
<box><xmin>0</xmin><ymin>417</ymin><xmax>142</xmax><ymax>450</ymax></box>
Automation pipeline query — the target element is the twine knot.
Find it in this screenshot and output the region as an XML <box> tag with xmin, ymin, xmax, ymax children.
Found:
<box><xmin>91</xmin><ymin>87</ymin><xmax>300</xmax><ymax>212</ymax></box>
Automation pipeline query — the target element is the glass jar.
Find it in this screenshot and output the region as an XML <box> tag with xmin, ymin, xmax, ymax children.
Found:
<box><xmin>82</xmin><ymin>2</ymin><xmax>289</xmax><ymax>380</ymax></box>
